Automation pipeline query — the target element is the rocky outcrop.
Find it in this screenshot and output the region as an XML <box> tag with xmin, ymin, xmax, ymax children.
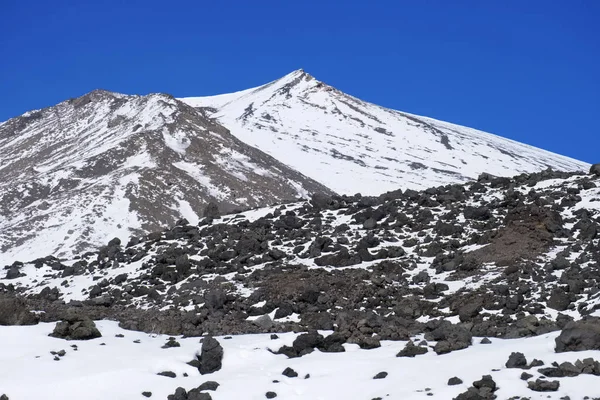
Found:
<box><xmin>555</xmin><ymin>318</ymin><xmax>600</xmax><ymax>352</ymax></box>
<box><xmin>49</xmin><ymin>315</ymin><xmax>101</xmax><ymax>340</ymax></box>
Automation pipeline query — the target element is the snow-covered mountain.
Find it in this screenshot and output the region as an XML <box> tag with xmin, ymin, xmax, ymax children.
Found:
<box><xmin>181</xmin><ymin>69</ymin><xmax>589</xmax><ymax>194</ymax></box>
<box><xmin>0</xmin><ymin>90</ymin><xmax>332</xmax><ymax>264</ymax></box>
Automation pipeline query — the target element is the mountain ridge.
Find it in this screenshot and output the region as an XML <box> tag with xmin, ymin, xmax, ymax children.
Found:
<box><xmin>0</xmin><ymin>89</ymin><xmax>332</xmax><ymax>265</ymax></box>
<box><xmin>181</xmin><ymin>69</ymin><xmax>589</xmax><ymax>194</ymax></box>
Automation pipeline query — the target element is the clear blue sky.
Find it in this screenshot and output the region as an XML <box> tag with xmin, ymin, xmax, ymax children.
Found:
<box><xmin>1</xmin><ymin>0</ymin><xmax>598</xmax><ymax>163</ymax></box>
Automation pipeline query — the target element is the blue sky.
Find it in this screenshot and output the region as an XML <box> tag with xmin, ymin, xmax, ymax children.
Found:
<box><xmin>1</xmin><ymin>0</ymin><xmax>598</xmax><ymax>163</ymax></box>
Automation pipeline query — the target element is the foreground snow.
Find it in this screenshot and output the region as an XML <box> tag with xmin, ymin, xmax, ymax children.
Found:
<box><xmin>1</xmin><ymin>321</ymin><xmax>598</xmax><ymax>399</ymax></box>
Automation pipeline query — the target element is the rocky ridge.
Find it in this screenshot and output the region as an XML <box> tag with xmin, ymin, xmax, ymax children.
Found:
<box><xmin>0</xmin><ymin>89</ymin><xmax>332</xmax><ymax>264</ymax></box>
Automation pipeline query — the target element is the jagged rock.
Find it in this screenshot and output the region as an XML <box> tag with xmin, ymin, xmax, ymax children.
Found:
<box><xmin>590</xmin><ymin>163</ymin><xmax>600</xmax><ymax>176</ymax></box>
<box><xmin>555</xmin><ymin>318</ymin><xmax>600</xmax><ymax>352</ymax></box>
<box><xmin>198</xmin><ymin>336</ymin><xmax>224</xmax><ymax>374</ymax></box>
<box><xmin>196</xmin><ymin>381</ymin><xmax>220</xmax><ymax>391</ymax></box>
<box><xmin>282</xmin><ymin>367</ymin><xmax>298</xmax><ymax>378</ymax></box>
<box><xmin>505</xmin><ymin>352</ymin><xmax>527</xmax><ymax>368</ymax></box>
<box><xmin>425</xmin><ymin>321</ymin><xmax>472</xmax><ymax>355</ymax></box>
<box><xmin>49</xmin><ymin>316</ymin><xmax>101</xmax><ymax>340</ymax></box>
<box><xmin>292</xmin><ymin>331</ymin><xmax>324</xmax><ymax>355</ymax></box>
<box><xmin>520</xmin><ymin>372</ymin><xmax>533</xmax><ymax>380</ymax></box>
<box><xmin>527</xmin><ymin>379</ymin><xmax>559</xmax><ymax>392</ymax></box>
<box><xmin>396</xmin><ymin>340</ymin><xmax>428</xmax><ymax>357</ymax></box>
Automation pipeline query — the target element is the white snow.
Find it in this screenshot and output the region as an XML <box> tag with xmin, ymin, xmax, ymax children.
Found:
<box><xmin>180</xmin><ymin>69</ymin><xmax>589</xmax><ymax>195</ymax></box>
<box><xmin>0</xmin><ymin>321</ymin><xmax>598</xmax><ymax>399</ymax></box>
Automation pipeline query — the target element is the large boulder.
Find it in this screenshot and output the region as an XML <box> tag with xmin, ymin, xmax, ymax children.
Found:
<box><xmin>49</xmin><ymin>315</ymin><xmax>102</xmax><ymax>340</ymax></box>
<box><xmin>590</xmin><ymin>163</ymin><xmax>600</xmax><ymax>177</ymax></box>
<box><xmin>202</xmin><ymin>202</ymin><xmax>220</xmax><ymax>220</ymax></box>
<box><xmin>555</xmin><ymin>318</ymin><xmax>600</xmax><ymax>352</ymax></box>
<box><xmin>0</xmin><ymin>295</ymin><xmax>39</xmax><ymax>326</ymax></box>
<box><xmin>425</xmin><ymin>321</ymin><xmax>472</xmax><ymax>355</ymax></box>
<box><xmin>198</xmin><ymin>336</ymin><xmax>224</xmax><ymax>374</ymax></box>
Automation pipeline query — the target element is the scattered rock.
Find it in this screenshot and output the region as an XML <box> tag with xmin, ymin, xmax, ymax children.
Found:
<box><xmin>527</xmin><ymin>379</ymin><xmax>559</xmax><ymax>392</ymax></box>
<box><xmin>282</xmin><ymin>367</ymin><xmax>298</xmax><ymax>378</ymax></box>
<box><xmin>162</xmin><ymin>337</ymin><xmax>181</xmax><ymax>348</ymax></box>
<box><xmin>197</xmin><ymin>381</ymin><xmax>220</xmax><ymax>391</ymax></box>
<box><xmin>157</xmin><ymin>371</ymin><xmax>176</xmax><ymax>378</ymax></box>
<box><xmin>448</xmin><ymin>377</ymin><xmax>463</xmax><ymax>385</ymax></box>
<box><xmin>396</xmin><ymin>340</ymin><xmax>428</xmax><ymax>357</ymax></box>
<box><xmin>373</xmin><ymin>371</ymin><xmax>388</xmax><ymax>379</ymax></box>
<box><xmin>505</xmin><ymin>352</ymin><xmax>527</xmax><ymax>369</ymax></box>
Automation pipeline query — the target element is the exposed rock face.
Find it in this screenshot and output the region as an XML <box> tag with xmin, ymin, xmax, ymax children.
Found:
<box><xmin>590</xmin><ymin>163</ymin><xmax>600</xmax><ymax>176</ymax></box>
<box><xmin>555</xmin><ymin>318</ymin><xmax>600</xmax><ymax>352</ymax></box>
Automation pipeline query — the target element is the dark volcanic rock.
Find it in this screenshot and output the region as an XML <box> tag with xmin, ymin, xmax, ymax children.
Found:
<box><xmin>527</xmin><ymin>379</ymin><xmax>559</xmax><ymax>392</ymax></box>
<box><xmin>198</xmin><ymin>336</ymin><xmax>224</xmax><ymax>374</ymax></box>
<box><xmin>425</xmin><ymin>321</ymin><xmax>472</xmax><ymax>354</ymax></box>
<box><xmin>590</xmin><ymin>163</ymin><xmax>600</xmax><ymax>176</ymax></box>
<box><xmin>0</xmin><ymin>295</ymin><xmax>39</xmax><ymax>325</ymax></box>
<box><xmin>197</xmin><ymin>381</ymin><xmax>220</xmax><ymax>391</ymax></box>
<box><xmin>49</xmin><ymin>315</ymin><xmax>101</xmax><ymax>340</ymax></box>
<box><xmin>396</xmin><ymin>340</ymin><xmax>428</xmax><ymax>357</ymax></box>
<box><xmin>555</xmin><ymin>318</ymin><xmax>600</xmax><ymax>352</ymax></box>
<box><xmin>448</xmin><ymin>377</ymin><xmax>463</xmax><ymax>385</ymax></box>
<box><xmin>282</xmin><ymin>367</ymin><xmax>298</xmax><ymax>378</ymax></box>
<box><xmin>373</xmin><ymin>371</ymin><xmax>388</xmax><ymax>379</ymax></box>
<box><xmin>505</xmin><ymin>352</ymin><xmax>527</xmax><ymax>368</ymax></box>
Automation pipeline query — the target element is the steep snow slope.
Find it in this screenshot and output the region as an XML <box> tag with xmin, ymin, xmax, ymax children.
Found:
<box><xmin>0</xmin><ymin>90</ymin><xmax>332</xmax><ymax>265</ymax></box>
<box><xmin>181</xmin><ymin>70</ymin><xmax>589</xmax><ymax>194</ymax></box>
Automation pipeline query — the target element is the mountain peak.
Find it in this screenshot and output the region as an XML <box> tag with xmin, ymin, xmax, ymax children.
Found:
<box><xmin>179</xmin><ymin>72</ymin><xmax>589</xmax><ymax>195</ymax></box>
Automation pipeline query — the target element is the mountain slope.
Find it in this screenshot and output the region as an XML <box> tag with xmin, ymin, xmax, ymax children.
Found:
<box><xmin>0</xmin><ymin>90</ymin><xmax>332</xmax><ymax>265</ymax></box>
<box><xmin>2</xmin><ymin>168</ymin><xmax>600</xmax><ymax>399</ymax></box>
<box><xmin>181</xmin><ymin>69</ymin><xmax>589</xmax><ymax>194</ymax></box>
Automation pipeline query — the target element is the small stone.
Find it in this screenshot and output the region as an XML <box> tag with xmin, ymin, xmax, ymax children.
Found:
<box><xmin>448</xmin><ymin>377</ymin><xmax>463</xmax><ymax>385</ymax></box>
<box><xmin>520</xmin><ymin>372</ymin><xmax>533</xmax><ymax>380</ymax></box>
<box><xmin>197</xmin><ymin>381</ymin><xmax>220</xmax><ymax>391</ymax></box>
<box><xmin>266</xmin><ymin>392</ymin><xmax>277</xmax><ymax>399</ymax></box>
<box><xmin>141</xmin><ymin>392</ymin><xmax>152</xmax><ymax>398</ymax></box>
<box><xmin>373</xmin><ymin>371</ymin><xmax>388</xmax><ymax>379</ymax></box>
<box><xmin>480</xmin><ymin>338</ymin><xmax>492</xmax><ymax>344</ymax></box>
<box><xmin>157</xmin><ymin>371</ymin><xmax>176</xmax><ymax>378</ymax></box>
<box><xmin>282</xmin><ymin>367</ymin><xmax>298</xmax><ymax>378</ymax></box>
